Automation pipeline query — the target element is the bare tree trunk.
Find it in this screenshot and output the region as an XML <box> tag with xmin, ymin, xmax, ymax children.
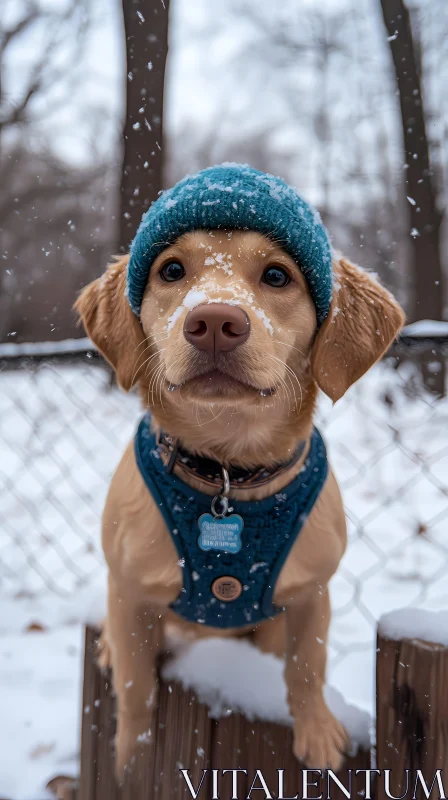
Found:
<box><xmin>119</xmin><ymin>0</ymin><xmax>170</xmax><ymax>253</ymax></box>
<box><xmin>380</xmin><ymin>0</ymin><xmax>444</xmax><ymax>323</ymax></box>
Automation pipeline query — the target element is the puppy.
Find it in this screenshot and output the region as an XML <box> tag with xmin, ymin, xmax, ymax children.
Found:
<box><xmin>76</xmin><ymin>167</ymin><xmax>404</xmax><ymax>777</ymax></box>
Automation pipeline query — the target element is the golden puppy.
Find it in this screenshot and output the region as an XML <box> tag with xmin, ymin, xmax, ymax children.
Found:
<box><xmin>76</xmin><ymin>229</ymin><xmax>404</xmax><ymax>776</ymax></box>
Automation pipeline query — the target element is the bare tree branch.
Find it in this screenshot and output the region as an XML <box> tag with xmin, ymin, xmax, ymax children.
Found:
<box><xmin>0</xmin><ymin>0</ymin><xmax>89</xmax><ymax>131</ymax></box>
<box><xmin>0</xmin><ymin>4</ymin><xmax>40</xmax><ymax>56</ymax></box>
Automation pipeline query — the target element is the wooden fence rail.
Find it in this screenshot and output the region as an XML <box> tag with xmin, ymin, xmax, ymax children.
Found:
<box><xmin>51</xmin><ymin>622</ymin><xmax>448</xmax><ymax>800</ymax></box>
<box><xmin>75</xmin><ymin>627</ymin><xmax>370</xmax><ymax>800</ymax></box>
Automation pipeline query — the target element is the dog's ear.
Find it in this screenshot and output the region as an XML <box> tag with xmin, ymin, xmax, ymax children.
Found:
<box><xmin>311</xmin><ymin>257</ymin><xmax>405</xmax><ymax>402</ymax></box>
<box><xmin>74</xmin><ymin>255</ymin><xmax>146</xmax><ymax>391</ymax></box>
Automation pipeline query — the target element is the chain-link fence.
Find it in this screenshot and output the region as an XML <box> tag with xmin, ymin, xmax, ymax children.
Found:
<box><xmin>1</xmin><ymin>339</ymin><xmax>447</xmax><ymax>679</ymax></box>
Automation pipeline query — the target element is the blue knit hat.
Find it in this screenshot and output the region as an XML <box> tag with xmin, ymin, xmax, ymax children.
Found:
<box><xmin>127</xmin><ymin>163</ymin><xmax>333</xmax><ymax>325</ymax></box>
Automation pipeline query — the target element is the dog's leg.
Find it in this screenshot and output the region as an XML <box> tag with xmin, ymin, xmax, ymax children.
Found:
<box><xmin>107</xmin><ymin>579</ymin><xmax>164</xmax><ymax>780</ymax></box>
<box><xmin>285</xmin><ymin>587</ymin><xmax>349</xmax><ymax>771</ymax></box>
<box><xmin>251</xmin><ymin>614</ymin><xmax>287</xmax><ymax>659</ymax></box>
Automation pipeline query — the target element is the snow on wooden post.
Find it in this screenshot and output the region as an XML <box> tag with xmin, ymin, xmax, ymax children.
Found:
<box><xmin>79</xmin><ymin>626</ymin><xmax>371</xmax><ymax>799</ymax></box>
<box><xmin>376</xmin><ymin>610</ymin><xmax>448</xmax><ymax>798</ymax></box>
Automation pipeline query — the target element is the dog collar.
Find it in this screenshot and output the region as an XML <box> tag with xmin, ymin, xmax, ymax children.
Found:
<box><xmin>156</xmin><ymin>429</ymin><xmax>307</xmax><ymax>490</ymax></box>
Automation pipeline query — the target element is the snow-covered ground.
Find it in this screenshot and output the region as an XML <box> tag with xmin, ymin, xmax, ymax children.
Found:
<box><xmin>0</xmin><ymin>357</ymin><xmax>447</xmax><ymax>798</ymax></box>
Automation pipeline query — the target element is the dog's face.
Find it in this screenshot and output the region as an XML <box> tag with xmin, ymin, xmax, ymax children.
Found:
<box><xmin>139</xmin><ymin>230</ymin><xmax>317</xmax><ymax>407</ymax></box>
<box><xmin>75</xmin><ymin>230</ymin><xmax>405</xmax><ymax>423</ymax></box>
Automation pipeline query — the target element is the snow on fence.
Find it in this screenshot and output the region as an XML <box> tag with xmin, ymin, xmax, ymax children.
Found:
<box><xmin>65</xmin><ymin>610</ymin><xmax>448</xmax><ymax>799</ymax></box>
<box><xmin>77</xmin><ymin>625</ymin><xmax>371</xmax><ymax>800</ymax></box>
<box><xmin>1</xmin><ymin>335</ymin><xmax>448</xmax><ymax>690</ymax></box>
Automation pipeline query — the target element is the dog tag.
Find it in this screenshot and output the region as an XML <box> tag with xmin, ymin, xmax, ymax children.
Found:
<box><xmin>198</xmin><ymin>513</ymin><xmax>244</xmax><ymax>554</ymax></box>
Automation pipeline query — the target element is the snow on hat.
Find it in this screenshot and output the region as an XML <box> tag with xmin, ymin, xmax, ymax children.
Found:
<box><xmin>127</xmin><ymin>163</ymin><xmax>333</xmax><ymax>325</ymax></box>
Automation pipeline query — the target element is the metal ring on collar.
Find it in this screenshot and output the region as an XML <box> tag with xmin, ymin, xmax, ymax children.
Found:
<box><xmin>211</xmin><ymin>494</ymin><xmax>230</xmax><ymax>518</ymax></box>
<box><xmin>221</xmin><ymin>466</ymin><xmax>230</xmax><ymax>497</ymax></box>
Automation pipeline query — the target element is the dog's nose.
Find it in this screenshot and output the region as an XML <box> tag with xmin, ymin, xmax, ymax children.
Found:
<box><xmin>184</xmin><ymin>303</ymin><xmax>250</xmax><ymax>356</ymax></box>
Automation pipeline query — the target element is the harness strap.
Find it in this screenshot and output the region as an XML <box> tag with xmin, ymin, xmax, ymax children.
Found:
<box><xmin>134</xmin><ymin>415</ymin><xmax>328</xmax><ymax>629</ymax></box>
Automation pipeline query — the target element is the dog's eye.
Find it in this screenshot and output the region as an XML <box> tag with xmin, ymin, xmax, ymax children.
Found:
<box><xmin>262</xmin><ymin>266</ymin><xmax>290</xmax><ymax>288</ymax></box>
<box><xmin>160</xmin><ymin>261</ymin><xmax>185</xmax><ymax>282</ymax></box>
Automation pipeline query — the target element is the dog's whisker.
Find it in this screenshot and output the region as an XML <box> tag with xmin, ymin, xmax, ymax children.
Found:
<box><xmin>261</xmin><ymin>361</ymin><xmax>292</xmax><ymax>411</ymax></box>
<box><xmin>208</xmin><ymin>403</ymin><xmax>226</xmax><ymax>422</ymax></box>
<box><xmin>146</xmin><ymin>362</ymin><xmax>165</xmax><ymax>409</ymax></box>
<box><xmin>281</xmin><ymin>365</ymin><xmax>303</xmax><ymax>414</ymax></box>
<box><xmin>152</xmin><ymin>361</ymin><xmax>163</xmax><ymax>403</ymax></box>
<box><xmin>141</xmin><ymin>349</ymin><xmax>166</xmax><ymax>381</ymax></box>
<box><xmin>136</xmin><ymin>337</ymin><xmax>170</xmax><ymax>363</ymax></box>
<box><xmin>132</xmin><ymin>341</ymin><xmax>155</xmax><ymax>371</ymax></box>
<box><xmin>163</xmin><ymin>355</ymin><xmax>185</xmax><ymax>390</ymax></box>
<box><xmin>269</xmin><ymin>356</ymin><xmax>302</xmax><ymax>412</ymax></box>
<box><xmin>150</xmin><ymin>363</ymin><xmax>165</xmax><ymax>404</ymax></box>
<box><xmin>205</xmin><ymin>403</ymin><xmax>227</xmax><ymax>425</ymax></box>
<box><xmin>133</xmin><ymin>335</ymin><xmax>152</xmax><ymax>354</ymax></box>
<box><xmin>139</xmin><ymin>331</ymin><xmax>171</xmax><ymax>349</ymax></box>
<box><xmin>270</xmin><ymin>365</ymin><xmax>295</xmax><ymax>411</ymax></box>
<box><xmin>156</xmin><ymin>364</ymin><xmax>166</xmax><ymax>411</ymax></box>
<box><xmin>152</xmin><ymin>368</ymin><xmax>164</xmax><ymax>409</ymax></box>
<box><xmin>141</xmin><ymin>349</ymin><xmax>164</xmax><ymax>372</ymax></box>
<box><xmin>133</xmin><ymin>334</ymin><xmax>171</xmax><ymax>370</ymax></box>
<box><xmin>188</xmin><ymin>398</ymin><xmax>227</xmax><ymax>428</ymax></box>
<box><xmin>194</xmin><ymin>399</ymin><xmax>201</xmax><ymax>427</ymax></box>
<box><xmin>272</xmin><ymin>339</ymin><xmax>307</xmax><ymax>359</ymax></box>
<box><xmin>195</xmin><ymin>402</ymin><xmax>207</xmax><ymax>428</ymax></box>
<box><xmin>283</xmin><ymin>366</ymin><xmax>303</xmax><ymax>415</ymax></box>
<box><xmin>133</xmin><ymin>342</ymin><xmax>168</xmax><ymax>383</ymax></box>
<box><xmin>149</xmin><ymin>333</ymin><xmax>171</xmax><ymax>344</ymax></box>
<box><xmin>147</xmin><ymin>365</ymin><xmax>159</xmax><ymax>397</ymax></box>
<box><xmin>148</xmin><ymin>358</ymin><xmax>164</xmax><ymax>393</ymax></box>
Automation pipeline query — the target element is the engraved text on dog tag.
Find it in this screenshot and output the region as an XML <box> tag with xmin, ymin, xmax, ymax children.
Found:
<box><xmin>198</xmin><ymin>513</ymin><xmax>244</xmax><ymax>554</ymax></box>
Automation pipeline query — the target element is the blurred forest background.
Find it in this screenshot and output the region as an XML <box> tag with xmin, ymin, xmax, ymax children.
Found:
<box><xmin>1</xmin><ymin>0</ymin><xmax>447</xmax><ymax>344</ymax></box>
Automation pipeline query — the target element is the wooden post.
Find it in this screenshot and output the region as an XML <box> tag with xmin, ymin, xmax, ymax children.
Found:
<box><xmin>79</xmin><ymin>626</ymin><xmax>370</xmax><ymax>799</ymax></box>
<box><xmin>376</xmin><ymin>630</ymin><xmax>448</xmax><ymax>798</ymax></box>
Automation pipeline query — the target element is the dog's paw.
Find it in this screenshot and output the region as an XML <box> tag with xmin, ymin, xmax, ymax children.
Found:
<box><xmin>96</xmin><ymin>629</ymin><xmax>112</xmax><ymax>672</ymax></box>
<box><xmin>115</xmin><ymin>713</ymin><xmax>154</xmax><ymax>782</ymax></box>
<box><xmin>293</xmin><ymin>706</ymin><xmax>349</xmax><ymax>772</ymax></box>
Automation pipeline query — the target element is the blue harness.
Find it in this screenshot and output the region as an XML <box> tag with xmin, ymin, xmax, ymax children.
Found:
<box><xmin>134</xmin><ymin>416</ymin><xmax>328</xmax><ymax>629</ymax></box>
